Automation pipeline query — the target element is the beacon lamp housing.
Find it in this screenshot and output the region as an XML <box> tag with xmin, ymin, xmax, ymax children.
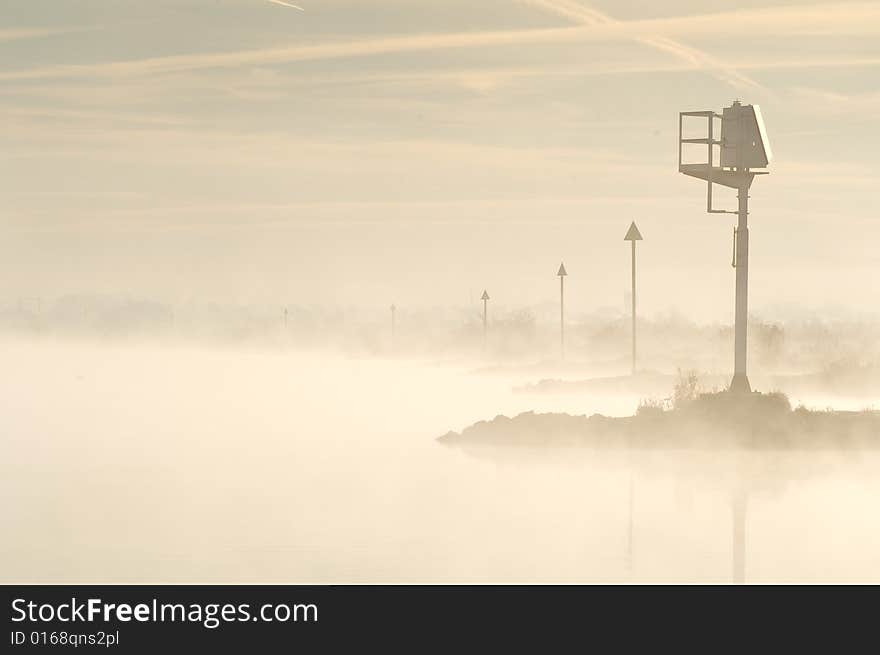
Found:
<box><xmin>720</xmin><ymin>103</ymin><xmax>772</xmax><ymax>170</ymax></box>
<box><xmin>678</xmin><ymin>101</ymin><xmax>771</xmax><ymax>213</ymax></box>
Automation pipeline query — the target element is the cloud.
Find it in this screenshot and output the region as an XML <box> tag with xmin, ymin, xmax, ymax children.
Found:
<box><xmin>0</xmin><ymin>26</ymin><xmax>589</xmax><ymax>81</ymax></box>
<box><xmin>520</xmin><ymin>1</ymin><xmax>880</xmax><ymax>39</ymax></box>
<box><xmin>521</xmin><ymin>0</ymin><xmax>763</xmax><ymax>91</ymax></box>
<box><xmin>0</xmin><ymin>27</ymin><xmax>89</xmax><ymax>42</ymax></box>
<box><xmin>1</xmin><ymin>105</ymin><xmax>193</xmax><ymax>127</ymax></box>
<box><xmin>619</xmin><ymin>2</ymin><xmax>880</xmax><ymax>39</ymax></box>
<box><xmin>267</xmin><ymin>0</ymin><xmax>304</xmax><ymax>10</ymax></box>
<box><xmin>786</xmin><ymin>87</ymin><xmax>880</xmax><ymax>115</ymax></box>
<box><xmin>0</xmin><ymin>28</ymin><xmax>51</xmax><ymax>42</ymax></box>
<box><xmin>1</xmin><ymin>2</ymin><xmax>877</xmax><ymax>84</ymax></box>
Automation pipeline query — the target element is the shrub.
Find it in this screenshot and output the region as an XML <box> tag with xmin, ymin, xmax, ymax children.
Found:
<box><xmin>672</xmin><ymin>369</ymin><xmax>701</xmax><ymax>409</ymax></box>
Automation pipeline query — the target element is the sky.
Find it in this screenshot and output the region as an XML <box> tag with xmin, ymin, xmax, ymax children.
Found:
<box><xmin>2</xmin><ymin>0</ymin><xmax>879</xmax><ymax>321</ymax></box>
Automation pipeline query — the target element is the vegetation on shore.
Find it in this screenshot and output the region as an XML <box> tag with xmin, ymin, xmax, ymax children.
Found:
<box><xmin>441</xmin><ymin>372</ymin><xmax>880</xmax><ymax>450</ymax></box>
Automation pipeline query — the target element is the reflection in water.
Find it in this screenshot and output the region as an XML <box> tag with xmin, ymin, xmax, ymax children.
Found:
<box><xmin>448</xmin><ymin>441</ymin><xmax>880</xmax><ymax>583</ymax></box>
<box><xmin>732</xmin><ymin>492</ymin><xmax>747</xmax><ymax>584</ymax></box>
<box><xmin>3</xmin><ymin>339</ymin><xmax>880</xmax><ymax>583</ymax></box>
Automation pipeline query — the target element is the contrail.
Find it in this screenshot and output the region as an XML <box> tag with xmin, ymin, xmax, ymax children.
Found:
<box><xmin>268</xmin><ymin>0</ymin><xmax>304</xmax><ymax>10</ymax></box>
<box><xmin>521</xmin><ymin>0</ymin><xmax>764</xmax><ymax>92</ymax></box>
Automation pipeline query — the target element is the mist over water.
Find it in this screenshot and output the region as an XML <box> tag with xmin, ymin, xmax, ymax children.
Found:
<box><xmin>4</xmin><ymin>336</ymin><xmax>880</xmax><ymax>584</ymax></box>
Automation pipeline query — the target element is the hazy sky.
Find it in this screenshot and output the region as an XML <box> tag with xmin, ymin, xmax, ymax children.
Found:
<box><xmin>2</xmin><ymin>1</ymin><xmax>879</xmax><ymax>320</ymax></box>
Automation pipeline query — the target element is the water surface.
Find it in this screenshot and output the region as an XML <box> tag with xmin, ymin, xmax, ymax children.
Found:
<box><xmin>3</xmin><ymin>338</ymin><xmax>879</xmax><ymax>583</ymax></box>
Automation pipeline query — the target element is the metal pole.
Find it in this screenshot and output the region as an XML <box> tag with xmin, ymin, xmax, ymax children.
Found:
<box><xmin>731</xmin><ymin>185</ymin><xmax>751</xmax><ymax>393</ymax></box>
<box><xmin>631</xmin><ymin>239</ymin><xmax>637</xmax><ymax>375</ymax></box>
<box><xmin>560</xmin><ymin>275</ymin><xmax>565</xmax><ymax>361</ymax></box>
<box><xmin>482</xmin><ymin>298</ymin><xmax>487</xmax><ymax>349</ymax></box>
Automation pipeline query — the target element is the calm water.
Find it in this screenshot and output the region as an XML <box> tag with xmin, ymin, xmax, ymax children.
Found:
<box><xmin>4</xmin><ymin>338</ymin><xmax>880</xmax><ymax>583</ymax></box>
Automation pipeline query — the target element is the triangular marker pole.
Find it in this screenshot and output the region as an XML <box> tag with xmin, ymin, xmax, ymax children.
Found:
<box><xmin>481</xmin><ymin>290</ymin><xmax>489</xmax><ymax>351</ymax></box>
<box><xmin>631</xmin><ymin>239</ymin><xmax>636</xmax><ymax>375</ymax></box>
<box><xmin>557</xmin><ymin>263</ymin><xmax>567</xmax><ymax>361</ymax></box>
<box><xmin>560</xmin><ymin>276</ymin><xmax>564</xmax><ymax>360</ymax></box>
<box><xmin>624</xmin><ymin>223</ymin><xmax>643</xmax><ymax>376</ymax></box>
